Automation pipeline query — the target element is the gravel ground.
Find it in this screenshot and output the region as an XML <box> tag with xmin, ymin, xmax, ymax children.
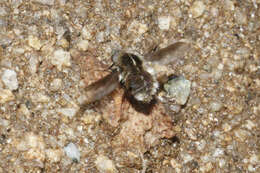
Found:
<box><xmin>0</xmin><ymin>0</ymin><xmax>259</xmax><ymax>172</ymax></box>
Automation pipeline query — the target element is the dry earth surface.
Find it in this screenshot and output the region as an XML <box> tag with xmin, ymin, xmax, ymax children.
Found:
<box><xmin>0</xmin><ymin>0</ymin><xmax>259</xmax><ymax>172</ymax></box>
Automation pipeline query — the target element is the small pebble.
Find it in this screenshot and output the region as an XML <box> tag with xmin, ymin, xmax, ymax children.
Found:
<box><xmin>212</xmin><ymin>148</ymin><xmax>224</xmax><ymax>157</ymax></box>
<box><xmin>52</xmin><ymin>49</ymin><xmax>71</xmax><ymax>71</ymax></box>
<box><xmin>190</xmin><ymin>1</ymin><xmax>206</xmax><ymax>18</ymax></box>
<box><xmin>45</xmin><ymin>149</ymin><xmax>63</xmax><ymax>163</ymax></box>
<box><xmin>210</xmin><ymin>100</ymin><xmax>223</xmax><ymax>112</ymax></box>
<box><xmin>50</xmin><ymin>78</ymin><xmax>62</xmax><ymax>91</ymax></box>
<box><xmin>243</xmin><ymin>120</ymin><xmax>256</xmax><ymax>130</ymax></box>
<box><xmin>33</xmin><ymin>0</ymin><xmax>54</xmax><ymax>5</ymax></box>
<box><xmin>224</xmin><ymin>0</ymin><xmax>235</xmax><ymax>11</ymax></box>
<box><xmin>234</xmin><ymin>129</ymin><xmax>249</xmax><ymax>141</ymax></box>
<box><xmin>77</xmin><ymin>40</ymin><xmax>89</xmax><ymax>51</ymax></box>
<box><xmin>248</xmin><ymin>164</ymin><xmax>256</xmax><ymax>172</ymax></box>
<box><xmin>31</xmin><ymin>93</ymin><xmax>50</xmax><ymax>103</ymax></box>
<box><xmin>1</xmin><ymin>69</ymin><xmax>18</xmax><ymax>90</ymax></box>
<box><xmin>17</xmin><ymin>104</ymin><xmax>30</xmax><ymax>117</ymax></box>
<box><xmin>235</xmin><ymin>9</ymin><xmax>247</xmax><ymax>25</ymax></box>
<box><xmin>0</xmin><ymin>7</ymin><xmax>8</xmax><ymax>16</ymax></box>
<box><xmin>95</xmin><ymin>155</ymin><xmax>117</xmax><ymax>173</ymax></box>
<box><xmin>57</xmin><ymin>38</ymin><xmax>69</xmax><ymax>49</ymax></box>
<box><xmin>29</xmin><ymin>56</ymin><xmax>39</xmax><ymax>74</ymax></box>
<box><xmin>164</xmin><ymin>76</ymin><xmax>191</xmax><ymax>105</ymax></box>
<box><xmin>195</xmin><ymin>140</ymin><xmax>206</xmax><ymax>151</ymax></box>
<box><xmin>82</xmin><ymin>26</ymin><xmax>92</xmax><ymax>40</ymax></box>
<box><xmin>96</xmin><ymin>31</ymin><xmax>105</xmax><ymax>43</ymax></box>
<box><xmin>57</xmin><ymin>108</ymin><xmax>77</xmax><ymax>118</ymax></box>
<box><xmin>181</xmin><ymin>153</ymin><xmax>193</xmax><ymax>164</ymax></box>
<box><xmin>169</xmin><ymin>104</ymin><xmax>181</xmax><ymax>113</ymax></box>
<box><xmin>222</xmin><ymin>123</ymin><xmax>232</xmax><ymax>132</ymax></box>
<box><xmin>200</xmin><ymin>162</ymin><xmax>213</xmax><ymax>173</ymax></box>
<box><xmin>0</xmin><ymin>89</ymin><xmax>15</xmax><ymax>103</ymax></box>
<box><xmin>28</xmin><ymin>35</ymin><xmax>42</xmax><ymax>50</ymax></box>
<box><xmin>249</xmin><ymin>154</ymin><xmax>259</xmax><ymax>164</ymax></box>
<box><xmin>185</xmin><ymin>128</ymin><xmax>197</xmax><ymax>140</ymax></box>
<box><xmin>218</xmin><ymin>158</ymin><xmax>226</xmax><ymax>168</ymax></box>
<box><xmin>158</xmin><ymin>16</ymin><xmax>171</xmax><ymax>30</ymax></box>
<box><xmin>170</xmin><ymin>159</ymin><xmax>181</xmax><ymax>170</ymax></box>
<box><xmin>129</xmin><ymin>20</ymin><xmax>148</xmax><ymax>35</ymax></box>
<box><xmin>16</xmin><ymin>132</ymin><xmax>46</xmax><ymax>162</ymax></box>
<box><xmin>212</xmin><ymin>69</ymin><xmax>223</xmax><ymax>80</ymax></box>
<box><xmin>0</xmin><ymin>34</ymin><xmax>12</xmax><ymax>46</ymax></box>
<box><xmin>64</xmin><ymin>143</ymin><xmax>80</xmax><ymax>162</ymax></box>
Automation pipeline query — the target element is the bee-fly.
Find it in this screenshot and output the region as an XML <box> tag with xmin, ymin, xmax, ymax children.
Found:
<box><xmin>111</xmin><ymin>51</ymin><xmax>159</xmax><ymax>103</ymax></box>
<box><xmin>83</xmin><ymin>41</ymin><xmax>190</xmax><ymax>112</ymax></box>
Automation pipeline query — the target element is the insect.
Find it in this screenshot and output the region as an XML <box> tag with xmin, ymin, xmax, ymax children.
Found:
<box><xmin>83</xmin><ymin>41</ymin><xmax>190</xmax><ymax>112</ymax></box>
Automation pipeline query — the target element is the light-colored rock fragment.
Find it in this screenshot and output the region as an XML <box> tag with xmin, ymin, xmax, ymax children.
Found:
<box><xmin>64</xmin><ymin>142</ymin><xmax>80</xmax><ymax>162</ymax></box>
<box><xmin>249</xmin><ymin>154</ymin><xmax>260</xmax><ymax>164</ymax></box>
<box><xmin>195</xmin><ymin>140</ymin><xmax>206</xmax><ymax>151</ymax></box>
<box><xmin>52</xmin><ymin>49</ymin><xmax>71</xmax><ymax>71</ymax></box>
<box><xmin>0</xmin><ymin>118</ymin><xmax>10</xmax><ymax>127</ymax></box>
<box><xmin>210</xmin><ymin>100</ymin><xmax>223</xmax><ymax>112</ymax></box>
<box><xmin>170</xmin><ymin>159</ymin><xmax>181</xmax><ymax>170</ymax></box>
<box><xmin>181</xmin><ymin>153</ymin><xmax>194</xmax><ymax>164</ymax></box>
<box><xmin>50</xmin><ymin>78</ymin><xmax>62</xmax><ymax>91</ymax></box>
<box><xmin>24</xmin><ymin>148</ymin><xmax>46</xmax><ymax>162</ymax></box>
<box><xmin>0</xmin><ymin>58</ymin><xmax>11</xmax><ymax>68</ymax></box>
<box><xmin>17</xmin><ymin>104</ymin><xmax>30</xmax><ymax>117</ymax></box>
<box><xmin>222</xmin><ymin>123</ymin><xmax>232</xmax><ymax>132</ymax></box>
<box><xmin>190</xmin><ymin>1</ymin><xmax>206</xmax><ymax>18</ymax></box>
<box><xmin>33</xmin><ymin>0</ymin><xmax>54</xmax><ymax>5</ymax></box>
<box><xmin>46</xmin><ymin>149</ymin><xmax>63</xmax><ymax>163</ymax></box>
<box><xmin>95</xmin><ymin>155</ymin><xmax>117</xmax><ymax>173</ymax></box>
<box><xmin>96</xmin><ymin>31</ymin><xmax>105</xmax><ymax>43</ymax></box>
<box><xmin>81</xmin><ymin>110</ymin><xmax>101</xmax><ymax>125</ymax></box>
<box><xmin>0</xmin><ymin>7</ymin><xmax>8</xmax><ymax>16</ymax></box>
<box><xmin>235</xmin><ymin>9</ymin><xmax>247</xmax><ymax>25</ymax></box>
<box><xmin>0</xmin><ymin>33</ymin><xmax>12</xmax><ymax>46</ymax></box>
<box><xmin>2</xmin><ymin>69</ymin><xmax>18</xmax><ymax>90</ymax></box>
<box><xmin>224</xmin><ymin>0</ymin><xmax>235</xmax><ymax>11</ymax></box>
<box><xmin>212</xmin><ymin>148</ymin><xmax>224</xmax><ymax>157</ymax></box>
<box><xmin>185</xmin><ymin>128</ymin><xmax>197</xmax><ymax>140</ymax></box>
<box><xmin>164</xmin><ymin>76</ymin><xmax>191</xmax><ymax>105</ymax></box>
<box><xmin>29</xmin><ymin>56</ymin><xmax>39</xmax><ymax>74</ymax></box>
<box><xmin>82</xmin><ymin>26</ymin><xmax>92</xmax><ymax>40</ymax></box>
<box><xmin>57</xmin><ymin>38</ymin><xmax>69</xmax><ymax>49</ymax></box>
<box><xmin>158</xmin><ymin>16</ymin><xmax>171</xmax><ymax>30</ymax></box>
<box><xmin>212</xmin><ymin>69</ymin><xmax>223</xmax><ymax>80</ymax></box>
<box><xmin>28</xmin><ymin>35</ymin><xmax>42</xmax><ymax>50</ymax></box>
<box><xmin>0</xmin><ymin>89</ymin><xmax>15</xmax><ymax>103</ymax></box>
<box><xmin>200</xmin><ymin>162</ymin><xmax>213</xmax><ymax>173</ymax></box>
<box><xmin>248</xmin><ymin>164</ymin><xmax>256</xmax><ymax>172</ymax></box>
<box><xmin>129</xmin><ymin>20</ymin><xmax>148</xmax><ymax>35</ymax></box>
<box><xmin>58</xmin><ymin>0</ymin><xmax>67</xmax><ymax>5</ymax></box>
<box><xmin>211</xmin><ymin>7</ymin><xmax>219</xmax><ymax>17</ymax></box>
<box><xmin>218</xmin><ymin>158</ymin><xmax>226</xmax><ymax>168</ymax></box>
<box><xmin>144</xmin><ymin>131</ymin><xmax>160</xmax><ymax>147</ymax></box>
<box><xmin>57</xmin><ymin>108</ymin><xmax>77</xmax><ymax>118</ymax></box>
<box><xmin>15</xmin><ymin>132</ymin><xmax>46</xmax><ymax>162</ymax></box>
<box><xmin>234</xmin><ymin>129</ymin><xmax>249</xmax><ymax>141</ymax></box>
<box><xmin>243</xmin><ymin>120</ymin><xmax>256</xmax><ymax>130</ymax></box>
<box><xmin>31</xmin><ymin>92</ymin><xmax>50</xmax><ymax>103</ymax></box>
<box><xmin>26</xmin><ymin>133</ymin><xmax>45</xmax><ymax>149</ymax></box>
<box><xmin>77</xmin><ymin>40</ymin><xmax>89</xmax><ymax>51</ymax></box>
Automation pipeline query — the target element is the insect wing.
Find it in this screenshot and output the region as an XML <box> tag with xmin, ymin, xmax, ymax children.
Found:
<box><xmin>84</xmin><ymin>70</ymin><xmax>120</xmax><ymax>104</ymax></box>
<box><xmin>144</xmin><ymin>42</ymin><xmax>191</xmax><ymax>65</ymax></box>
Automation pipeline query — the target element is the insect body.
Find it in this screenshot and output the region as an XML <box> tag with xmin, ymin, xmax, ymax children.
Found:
<box><xmin>83</xmin><ymin>41</ymin><xmax>190</xmax><ymax>107</ymax></box>
<box><xmin>111</xmin><ymin>51</ymin><xmax>159</xmax><ymax>103</ymax></box>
